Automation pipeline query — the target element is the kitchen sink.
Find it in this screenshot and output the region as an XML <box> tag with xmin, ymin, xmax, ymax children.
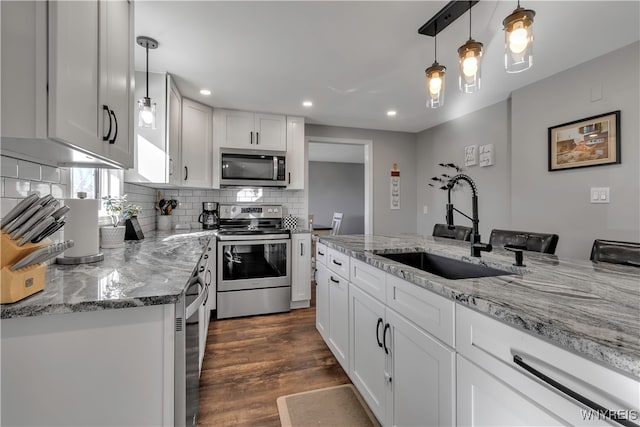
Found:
<box><xmin>378</xmin><ymin>251</ymin><xmax>513</xmax><ymax>280</ymax></box>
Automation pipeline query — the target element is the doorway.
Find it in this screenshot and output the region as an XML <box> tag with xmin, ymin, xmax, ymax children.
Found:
<box><xmin>304</xmin><ymin>137</ymin><xmax>373</xmax><ymax>235</ymax></box>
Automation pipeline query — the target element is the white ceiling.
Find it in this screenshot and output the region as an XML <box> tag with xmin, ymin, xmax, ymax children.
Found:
<box><xmin>135</xmin><ymin>1</ymin><xmax>640</xmax><ymax>134</ymax></box>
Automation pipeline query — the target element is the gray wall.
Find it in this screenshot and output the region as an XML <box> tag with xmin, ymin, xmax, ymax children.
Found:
<box><xmin>510</xmin><ymin>41</ymin><xmax>639</xmax><ymax>259</ymax></box>
<box><xmin>416</xmin><ymin>42</ymin><xmax>639</xmax><ymax>260</ymax></box>
<box><xmin>416</xmin><ymin>101</ymin><xmax>510</xmax><ymax>240</ymax></box>
<box><xmin>309</xmin><ymin>161</ymin><xmax>365</xmax><ymax>234</ymax></box>
<box><xmin>305</xmin><ymin>124</ymin><xmax>417</xmax><ymax>235</ymax></box>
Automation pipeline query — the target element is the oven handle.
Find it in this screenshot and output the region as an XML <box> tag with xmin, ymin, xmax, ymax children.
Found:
<box><xmin>185</xmin><ymin>279</ymin><xmax>206</xmax><ymax>319</ymax></box>
<box><xmin>216</xmin><ymin>234</ymin><xmax>290</xmax><ymax>241</ymax></box>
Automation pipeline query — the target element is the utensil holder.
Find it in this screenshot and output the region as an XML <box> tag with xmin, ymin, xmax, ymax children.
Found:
<box><xmin>157</xmin><ymin>215</ymin><xmax>172</xmax><ymax>231</ymax></box>
<box><xmin>0</xmin><ymin>232</ymin><xmax>50</xmax><ymax>303</ymax></box>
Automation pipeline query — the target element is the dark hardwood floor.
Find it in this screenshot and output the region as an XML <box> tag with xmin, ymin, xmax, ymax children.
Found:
<box><xmin>197</xmin><ymin>288</ymin><xmax>350</xmax><ymax>426</ymax></box>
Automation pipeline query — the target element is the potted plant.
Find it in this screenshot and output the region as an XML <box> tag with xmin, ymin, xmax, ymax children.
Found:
<box><xmin>123</xmin><ymin>203</ymin><xmax>144</xmax><ymax>240</ymax></box>
<box><xmin>100</xmin><ymin>195</ymin><xmax>127</xmax><ymax>248</ymax></box>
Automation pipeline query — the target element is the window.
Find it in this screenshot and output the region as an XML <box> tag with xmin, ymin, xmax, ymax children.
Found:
<box><xmin>70</xmin><ymin>168</ymin><xmax>124</xmax><ymax>217</ymax></box>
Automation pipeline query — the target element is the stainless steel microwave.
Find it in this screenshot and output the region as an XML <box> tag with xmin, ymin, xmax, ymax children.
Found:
<box><xmin>220</xmin><ymin>149</ymin><xmax>287</xmax><ymax>187</ymax></box>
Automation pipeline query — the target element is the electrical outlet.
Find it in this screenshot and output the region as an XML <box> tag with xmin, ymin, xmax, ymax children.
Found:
<box><xmin>590</xmin><ymin>187</ymin><xmax>610</xmax><ymax>204</ymax></box>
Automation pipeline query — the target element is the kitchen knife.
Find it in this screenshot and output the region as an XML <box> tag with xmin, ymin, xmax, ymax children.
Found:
<box><xmin>51</xmin><ymin>205</ymin><xmax>71</xmax><ymax>220</ymax></box>
<box><xmin>31</xmin><ymin>219</ymin><xmax>66</xmax><ymax>244</ymax></box>
<box><xmin>0</xmin><ymin>193</ymin><xmax>39</xmax><ymax>228</ymax></box>
<box><xmin>17</xmin><ymin>216</ymin><xmax>55</xmax><ymax>246</ymax></box>
<box><xmin>4</xmin><ymin>203</ymin><xmax>42</xmax><ymax>235</ymax></box>
<box><xmin>11</xmin><ymin>240</ymin><xmax>75</xmax><ymax>270</ymax></box>
<box><xmin>10</xmin><ymin>204</ymin><xmax>58</xmax><ymax>240</ymax></box>
<box><xmin>37</xmin><ymin>194</ymin><xmax>54</xmax><ymax>206</ymax></box>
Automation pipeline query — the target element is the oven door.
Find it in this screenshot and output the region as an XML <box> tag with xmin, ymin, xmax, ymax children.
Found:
<box><xmin>217</xmin><ymin>238</ymin><xmax>291</xmax><ymax>291</ymax></box>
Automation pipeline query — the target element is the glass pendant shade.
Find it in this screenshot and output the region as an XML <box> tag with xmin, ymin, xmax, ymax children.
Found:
<box><xmin>138</xmin><ymin>97</ymin><xmax>156</xmax><ymax>129</ymax></box>
<box><xmin>458</xmin><ymin>39</ymin><xmax>483</xmax><ymax>93</ymax></box>
<box><xmin>426</xmin><ymin>62</ymin><xmax>446</xmax><ymax>108</ymax></box>
<box><xmin>503</xmin><ymin>5</ymin><xmax>535</xmax><ymax>73</ymax></box>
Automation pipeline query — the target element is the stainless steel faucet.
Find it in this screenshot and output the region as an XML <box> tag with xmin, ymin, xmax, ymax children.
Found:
<box><xmin>446</xmin><ymin>174</ymin><xmax>492</xmax><ymax>257</ymax></box>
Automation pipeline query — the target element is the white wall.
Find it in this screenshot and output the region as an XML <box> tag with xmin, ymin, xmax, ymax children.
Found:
<box><xmin>416</xmin><ymin>101</ymin><xmax>510</xmax><ymax>240</ymax></box>
<box><xmin>305</xmin><ymin>124</ymin><xmax>417</xmax><ymax>235</ymax></box>
<box><xmin>511</xmin><ymin>41</ymin><xmax>639</xmax><ymax>259</ymax></box>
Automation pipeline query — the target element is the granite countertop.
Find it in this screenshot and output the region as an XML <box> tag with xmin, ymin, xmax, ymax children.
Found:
<box><xmin>1</xmin><ymin>230</ymin><xmax>216</xmax><ymax>320</ymax></box>
<box><xmin>318</xmin><ymin>234</ymin><xmax>640</xmax><ymax>378</ymax></box>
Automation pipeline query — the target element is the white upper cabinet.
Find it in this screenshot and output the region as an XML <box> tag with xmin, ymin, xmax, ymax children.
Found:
<box><xmin>286</xmin><ymin>116</ymin><xmax>305</xmax><ymax>189</ymax></box>
<box><xmin>214</xmin><ymin>109</ymin><xmax>286</xmax><ymax>151</ymax></box>
<box><xmin>0</xmin><ymin>0</ymin><xmax>134</xmax><ymax>168</ymax></box>
<box><xmin>181</xmin><ymin>98</ymin><xmax>213</xmax><ymax>188</ymax></box>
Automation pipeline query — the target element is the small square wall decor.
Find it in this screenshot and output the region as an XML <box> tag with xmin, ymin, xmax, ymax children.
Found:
<box><xmin>464</xmin><ymin>145</ymin><xmax>477</xmax><ymax>167</ymax></box>
<box><xmin>479</xmin><ymin>144</ymin><xmax>494</xmax><ymax>167</ymax></box>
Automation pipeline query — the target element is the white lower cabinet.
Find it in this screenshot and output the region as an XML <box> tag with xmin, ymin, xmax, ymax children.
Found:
<box><xmin>316</xmin><ymin>262</ymin><xmax>349</xmax><ymax>371</ymax></box>
<box><xmin>349</xmin><ymin>282</ymin><xmax>455</xmax><ymax>427</ymax></box>
<box><xmin>315</xmin><ymin>261</ymin><xmax>329</xmax><ymax>340</ymax></box>
<box><xmin>291</xmin><ymin>233</ymin><xmax>311</xmax><ymax>308</ymax></box>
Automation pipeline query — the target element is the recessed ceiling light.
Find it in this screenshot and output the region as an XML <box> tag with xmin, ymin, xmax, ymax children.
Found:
<box><xmin>387</xmin><ymin>110</ymin><xmax>397</xmax><ymax>117</ymax></box>
<box><xmin>302</xmin><ymin>100</ymin><xmax>313</xmax><ymax>107</ymax></box>
<box><xmin>200</xmin><ymin>89</ymin><xmax>212</xmax><ymax>96</ymax></box>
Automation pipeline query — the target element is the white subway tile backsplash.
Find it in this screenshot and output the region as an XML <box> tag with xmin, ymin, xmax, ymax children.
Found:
<box><xmin>30</xmin><ymin>182</ymin><xmax>51</xmax><ymax>196</ymax></box>
<box><xmin>1</xmin><ymin>198</ymin><xmax>18</xmax><ymax>218</ymax></box>
<box><xmin>17</xmin><ymin>160</ymin><xmax>41</xmax><ymax>181</ymax></box>
<box><xmin>1</xmin><ymin>157</ymin><xmax>18</xmax><ymax>178</ymax></box>
<box><xmin>4</xmin><ymin>178</ymin><xmax>31</xmax><ymax>198</ymax></box>
<box><xmin>60</xmin><ymin>168</ymin><xmax>70</xmax><ymax>185</ymax></box>
<box><xmin>41</xmin><ymin>165</ymin><xmax>61</xmax><ymax>183</ymax></box>
<box><xmin>51</xmin><ymin>184</ymin><xmax>67</xmax><ymax>199</ymax></box>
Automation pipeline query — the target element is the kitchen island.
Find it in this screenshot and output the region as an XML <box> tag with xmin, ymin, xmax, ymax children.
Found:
<box><xmin>316</xmin><ymin>234</ymin><xmax>639</xmax><ymax>426</ymax></box>
<box><xmin>1</xmin><ymin>230</ymin><xmax>216</xmax><ymax>427</ymax></box>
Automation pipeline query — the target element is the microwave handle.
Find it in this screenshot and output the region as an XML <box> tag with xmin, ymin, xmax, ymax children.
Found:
<box><xmin>273</xmin><ymin>157</ymin><xmax>278</xmax><ymax>180</ymax></box>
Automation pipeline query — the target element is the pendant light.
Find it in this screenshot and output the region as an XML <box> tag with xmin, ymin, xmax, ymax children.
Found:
<box><xmin>503</xmin><ymin>0</ymin><xmax>535</xmax><ymax>73</ymax></box>
<box><xmin>458</xmin><ymin>1</ymin><xmax>483</xmax><ymax>93</ymax></box>
<box><xmin>136</xmin><ymin>36</ymin><xmax>159</xmax><ymax>129</ymax></box>
<box><xmin>425</xmin><ymin>25</ymin><xmax>445</xmax><ymax>109</ymax></box>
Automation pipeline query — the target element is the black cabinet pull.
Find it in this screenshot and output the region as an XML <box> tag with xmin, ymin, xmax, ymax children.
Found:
<box><xmin>318</xmin><ymin>251</ymin><xmax>325</xmax><ymax>256</ymax></box>
<box><xmin>256</xmin><ymin>132</ymin><xmax>259</xmax><ymax>144</ymax></box>
<box><xmin>376</xmin><ymin>318</ymin><xmax>384</xmax><ymax>348</ymax></box>
<box><xmin>513</xmin><ymin>355</ymin><xmax>638</xmax><ymax>427</ymax></box>
<box><xmin>250</xmin><ymin>131</ymin><xmax>253</xmax><ymax>144</ymax></box>
<box><xmin>330</xmin><ymin>276</ymin><xmax>339</xmax><ymax>284</ymax></box>
<box><xmin>203</xmin><ymin>254</ymin><xmax>209</xmax><ymax>260</ymax></box>
<box><xmin>199</xmin><ymin>265</ymin><xmax>205</xmax><ymax>273</ymax></box>
<box><xmin>102</xmin><ymin>105</ymin><xmax>112</xmax><ymax>141</ymax></box>
<box><xmin>383</xmin><ymin>323</ymin><xmax>391</xmax><ymax>354</ymax></box>
<box><xmin>332</xmin><ymin>259</ymin><xmax>342</xmax><ymax>266</ymax></box>
<box><xmin>108</xmin><ymin>109</ymin><xmax>118</xmax><ymax>144</ymax></box>
<box><xmin>288</xmin><ymin>172</ymin><xmax>291</xmax><ymax>185</ymax></box>
<box><xmin>300</xmin><ymin>242</ymin><xmax>304</xmax><ymax>256</ymax></box>
<box><xmin>184</xmin><ymin>166</ymin><xmax>188</xmax><ymax>181</ymax></box>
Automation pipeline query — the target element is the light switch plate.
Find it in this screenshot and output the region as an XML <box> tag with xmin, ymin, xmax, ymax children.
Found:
<box><xmin>590</xmin><ymin>187</ymin><xmax>610</xmax><ymax>203</ymax></box>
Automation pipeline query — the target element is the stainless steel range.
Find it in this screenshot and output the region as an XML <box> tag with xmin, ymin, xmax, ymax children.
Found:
<box><xmin>216</xmin><ymin>204</ymin><xmax>291</xmax><ymax>319</ymax></box>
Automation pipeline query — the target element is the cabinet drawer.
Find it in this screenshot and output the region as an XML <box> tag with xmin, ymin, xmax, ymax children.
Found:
<box><xmin>350</xmin><ymin>258</ymin><xmax>385</xmax><ymax>303</ymax></box>
<box><xmin>456</xmin><ymin>305</ymin><xmax>640</xmax><ymax>417</ymax></box>
<box><xmin>385</xmin><ymin>274</ymin><xmax>454</xmax><ymax>347</ymax></box>
<box><xmin>327</xmin><ymin>247</ymin><xmax>350</xmax><ymax>280</ymax></box>
<box><xmin>316</xmin><ymin>242</ymin><xmax>328</xmax><ymax>266</ymax></box>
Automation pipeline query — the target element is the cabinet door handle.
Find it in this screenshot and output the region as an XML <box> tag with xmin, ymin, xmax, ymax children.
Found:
<box><xmin>318</xmin><ymin>251</ymin><xmax>324</xmax><ymax>256</ymax></box>
<box><xmin>250</xmin><ymin>131</ymin><xmax>253</xmax><ymax>144</ymax></box>
<box><xmin>383</xmin><ymin>323</ymin><xmax>391</xmax><ymax>355</ymax></box>
<box><xmin>184</xmin><ymin>166</ymin><xmax>188</xmax><ymax>181</ymax></box>
<box><xmin>330</xmin><ymin>276</ymin><xmax>339</xmax><ymax>284</ymax></box>
<box><xmin>288</xmin><ymin>172</ymin><xmax>291</xmax><ymax>185</ymax></box>
<box><xmin>108</xmin><ymin>109</ymin><xmax>118</xmax><ymax>144</ymax></box>
<box><xmin>205</xmin><ymin>269</ymin><xmax>212</xmax><ymax>287</ymax></box>
<box><xmin>513</xmin><ymin>355</ymin><xmax>637</xmax><ymax>427</ymax></box>
<box><xmin>300</xmin><ymin>242</ymin><xmax>304</xmax><ymax>256</ymax></box>
<box><xmin>256</xmin><ymin>132</ymin><xmax>259</xmax><ymax>145</ymax></box>
<box><xmin>332</xmin><ymin>259</ymin><xmax>342</xmax><ymax>266</ymax></box>
<box><xmin>102</xmin><ymin>105</ymin><xmax>112</xmax><ymax>141</ymax></box>
<box><xmin>169</xmin><ymin>158</ymin><xmax>174</xmax><ymax>176</ymax></box>
<box><xmin>376</xmin><ymin>318</ymin><xmax>383</xmax><ymax>348</ymax></box>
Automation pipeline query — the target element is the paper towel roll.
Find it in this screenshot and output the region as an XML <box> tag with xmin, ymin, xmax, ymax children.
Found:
<box><xmin>62</xmin><ymin>198</ymin><xmax>100</xmax><ymax>258</ymax></box>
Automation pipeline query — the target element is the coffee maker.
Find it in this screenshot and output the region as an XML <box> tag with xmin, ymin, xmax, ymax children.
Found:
<box><xmin>198</xmin><ymin>202</ymin><xmax>219</xmax><ymax>230</ymax></box>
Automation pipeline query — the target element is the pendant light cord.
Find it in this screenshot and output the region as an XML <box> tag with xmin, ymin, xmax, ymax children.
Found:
<box><xmin>434</xmin><ymin>22</ymin><xmax>438</xmax><ymax>62</ymax></box>
<box><xmin>468</xmin><ymin>0</ymin><xmax>472</xmax><ymax>39</ymax></box>
<box><xmin>145</xmin><ymin>44</ymin><xmax>150</xmax><ymax>99</ymax></box>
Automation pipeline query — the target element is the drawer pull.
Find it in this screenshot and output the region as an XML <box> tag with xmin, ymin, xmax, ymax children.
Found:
<box><xmin>383</xmin><ymin>323</ymin><xmax>391</xmax><ymax>355</ymax></box>
<box><xmin>513</xmin><ymin>355</ymin><xmax>637</xmax><ymax>427</ymax></box>
<box><xmin>332</xmin><ymin>259</ymin><xmax>342</xmax><ymax>266</ymax></box>
<box><xmin>376</xmin><ymin>318</ymin><xmax>383</xmax><ymax>348</ymax></box>
<box><xmin>330</xmin><ymin>276</ymin><xmax>340</xmax><ymax>284</ymax></box>
<box><xmin>318</xmin><ymin>251</ymin><xmax>325</xmax><ymax>256</ymax></box>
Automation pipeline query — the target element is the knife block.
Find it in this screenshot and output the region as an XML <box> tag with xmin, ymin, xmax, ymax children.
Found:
<box><xmin>0</xmin><ymin>232</ymin><xmax>50</xmax><ymax>303</ymax></box>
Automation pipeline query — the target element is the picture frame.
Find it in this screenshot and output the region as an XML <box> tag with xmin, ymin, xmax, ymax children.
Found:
<box><xmin>548</xmin><ymin>110</ymin><xmax>620</xmax><ymax>171</ymax></box>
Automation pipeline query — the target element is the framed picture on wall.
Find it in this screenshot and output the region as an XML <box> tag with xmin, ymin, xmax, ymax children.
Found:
<box><xmin>548</xmin><ymin>110</ymin><xmax>620</xmax><ymax>171</ymax></box>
